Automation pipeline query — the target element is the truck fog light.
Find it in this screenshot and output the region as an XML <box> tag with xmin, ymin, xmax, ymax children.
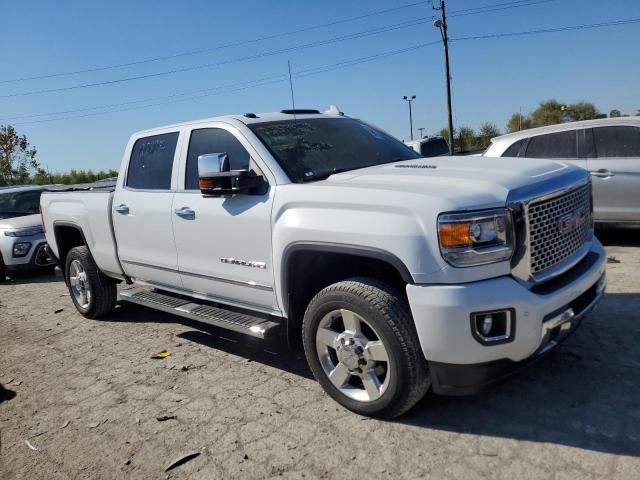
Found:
<box><xmin>481</xmin><ymin>314</ymin><xmax>493</xmax><ymax>335</ymax></box>
<box><xmin>470</xmin><ymin>309</ymin><xmax>515</xmax><ymax>345</ymax></box>
<box><xmin>13</xmin><ymin>242</ymin><xmax>32</xmax><ymax>257</ymax></box>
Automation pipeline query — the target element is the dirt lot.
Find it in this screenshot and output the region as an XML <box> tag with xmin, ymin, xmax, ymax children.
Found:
<box><xmin>1</xmin><ymin>229</ymin><xmax>639</xmax><ymax>479</ymax></box>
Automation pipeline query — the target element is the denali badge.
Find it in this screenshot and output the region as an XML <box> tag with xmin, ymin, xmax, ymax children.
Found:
<box><xmin>558</xmin><ymin>207</ymin><xmax>587</xmax><ymax>234</ymax></box>
<box><xmin>221</xmin><ymin>258</ymin><xmax>267</xmax><ymax>269</ymax></box>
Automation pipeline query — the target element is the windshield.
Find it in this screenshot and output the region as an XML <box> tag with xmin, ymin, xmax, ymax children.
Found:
<box><xmin>0</xmin><ymin>189</ymin><xmax>42</xmax><ymax>219</ymax></box>
<box><xmin>420</xmin><ymin>138</ymin><xmax>450</xmax><ymax>157</ymax></box>
<box><xmin>249</xmin><ymin>118</ymin><xmax>420</xmax><ymax>182</ymax></box>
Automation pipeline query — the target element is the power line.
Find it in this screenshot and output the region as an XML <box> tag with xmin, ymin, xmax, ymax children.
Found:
<box><xmin>0</xmin><ymin>17</ymin><xmax>430</xmax><ymax>99</ymax></box>
<box><xmin>452</xmin><ymin>18</ymin><xmax>640</xmax><ymax>41</ymax></box>
<box><xmin>12</xmin><ymin>42</ymin><xmax>440</xmax><ymax>126</ymax></box>
<box><xmin>448</xmin><ymin>0</ymin><xmax>551</xmax><ymax>15</ymax></box>
<box><xmin>0</xmin><ymin>1</ymin><xmax>428</xmax><ymax>85</ymax></box>
<box><xmin>448</xmin><ymin>0</ymin><xmax>554</xmax><ymax>18</ymax></box>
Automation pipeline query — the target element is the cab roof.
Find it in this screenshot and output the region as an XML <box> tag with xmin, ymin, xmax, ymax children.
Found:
<box><xmin>133</xmin><ymin>109</ymin><xmax>348</xmax><ymax>136</ymax></box>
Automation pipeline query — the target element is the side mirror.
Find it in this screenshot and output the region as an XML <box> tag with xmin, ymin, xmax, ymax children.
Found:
<box><xmin>198</xmin><ymin>153</ymin><xmax>266</xmax><ymax>196</ymax></box>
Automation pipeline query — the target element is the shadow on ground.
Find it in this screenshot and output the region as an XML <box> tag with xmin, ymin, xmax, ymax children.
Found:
<box><xmin>596</xmin><ymin>225</ymin><xmax>640</xmax><ymax>246</ymax></box>
<box><xmin>107</xmin><ymin>288</ymin><xmax>640</xmax><ymax>458</ymax></box>
<box><xmin>0</xmin><ymin>384</ymin><xmax>17</xmax><ymax>404</ymax></box>
<box><xmin>4</xmin><ymin>269</ymin><xmax>60</xmax><ymax>285</ymax></box>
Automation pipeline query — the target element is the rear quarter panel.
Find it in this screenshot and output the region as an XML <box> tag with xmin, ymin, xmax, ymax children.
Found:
<box><xmin>41</xmin><ymin>191</ymin><xmax>124</xmax><ymax>276</ymax></box>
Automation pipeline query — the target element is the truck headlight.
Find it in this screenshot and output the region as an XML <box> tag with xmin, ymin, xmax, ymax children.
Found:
<box><xmin>13</xmin><ymin>242</ymin><xmax>32</xmax><ymax>257</ymax></box>
<box><xmin>4</xmin><ymin>226</ymin><xmax>44</xmax><ymax>237</ymax></box>
<box><xmin>438</xmin><ymin>208</ymin><xmax>514</xmax><ymax>267</ymax></box>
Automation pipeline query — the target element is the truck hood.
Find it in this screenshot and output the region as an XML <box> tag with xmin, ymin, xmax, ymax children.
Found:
<box><xmin>0</xmin><ymin>214</ymin><xmax>42</xmax><ymax>231</ymax></box>
<box><xmin>323</xmin><ymin>156</ymin><xmax>575</xmax><ymax>209</ymax></box>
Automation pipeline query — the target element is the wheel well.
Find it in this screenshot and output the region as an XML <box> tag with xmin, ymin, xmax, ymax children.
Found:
<box><xmin>54</xmin><ymin>224</ymin><xmax>86</xmax><ymax>268</ymax></box>
<box><xmin>284</xmin><ymin>248</ymin><xmax>411</xmax><ymax>327</ymax></box>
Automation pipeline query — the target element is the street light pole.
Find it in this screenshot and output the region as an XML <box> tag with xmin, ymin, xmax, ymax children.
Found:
<box><xmin>418</xmin><ymin>127</ymin><xmax>425</xmax><ymax>138</ymax></box>
<box><xmin>402</xmin><ymin>95</ymin><xmax>416</xmax><ymax>140</ymax></box>
<box><xmin>434</xmin><ymin>0</ymin><xmax>454</xmax><ymax>155</ymax></box>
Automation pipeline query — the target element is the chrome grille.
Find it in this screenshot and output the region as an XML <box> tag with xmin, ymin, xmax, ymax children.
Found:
<box><xmin>528</xmin><ymin>184</ymin><xmax>592</xmax><ymax>275</ymax></box>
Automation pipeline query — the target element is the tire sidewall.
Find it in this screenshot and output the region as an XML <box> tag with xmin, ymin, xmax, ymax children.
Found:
<box><xmin>303</xmin><ymin>288</ymin><xmax>408</xmax><ymax>416</ymax></box>
<box><xmin>65</xmin><ymin>249</ymin><xmax>95</xmax><ymax>316</ymax></box>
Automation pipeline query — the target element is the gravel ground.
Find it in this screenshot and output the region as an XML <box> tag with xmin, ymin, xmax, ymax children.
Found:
<box><xmin>1</xmin><ymin>230</ymin><xmax>639</xmax><ymax>479</ymax></box>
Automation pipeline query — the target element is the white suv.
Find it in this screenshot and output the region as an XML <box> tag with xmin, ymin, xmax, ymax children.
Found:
<box><xmin>485</xmin><ymin>117</ymin><xmax>640</xmax><ymax>225</ymax></box>
<box><xmin>0</xmin><ymin>186</ymin><xmax>53</xmax><ymax>279</ymax></box>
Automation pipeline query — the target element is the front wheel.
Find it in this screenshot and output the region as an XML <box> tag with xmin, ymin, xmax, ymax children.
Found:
<box><xmin>65</xmin><ymin>246</ymin><xmax>117</xmax><ymax>319</ymax></box>
<box><xmin>302</xmin><ymin>277</ymin><xmax>430</xmax><ymax>418</ymax></box>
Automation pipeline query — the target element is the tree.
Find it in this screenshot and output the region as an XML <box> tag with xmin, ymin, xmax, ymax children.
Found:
<box><xmin>506</xmin><ymin>113</ymin><xmax>533</xmax><ymax>133</ymax></box>
<box><xmin>458</xmin><ymin>126</ymin><xmax>477</xmax><ymax>152</ymax></box>
<box><xmin>477</xmin><ymin>122</ymin><xmax>501</xmax><ymax>148</ymax></box>
<box><xmin>564</xmin><ymin>101</ymin><xmax>599</xmax><ymax>122</ymax></box>
<box><xmin>609</xmin><ymin>109</ymin><xmax>622</xmax><ymax>118</ymax></box>
<box><xmin>530</xmin><ymin>99</ymin><xmax>565</xmax><ymax>127</ymax></box>
<box><xmin>0</xmin><ymin>125</ymin><xmax>43</xmax><ymax>185</ymax></box>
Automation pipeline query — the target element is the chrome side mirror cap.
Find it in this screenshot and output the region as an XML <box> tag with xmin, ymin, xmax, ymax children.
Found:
<box><xmin>198</xmin><ymin>153</ymin><xmax>230</xmax><ymax>176</ymax></box>
<box><xmin>197</xmin><ymin>152</ymin><xmax>266</xmax><ymax>197</ymax></box>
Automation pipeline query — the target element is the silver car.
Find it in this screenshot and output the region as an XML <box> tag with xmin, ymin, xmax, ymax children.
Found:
<box><xmin>484</xmin><ymin>118</ymin><xmax>640</xmax><ymax>225</ymax></box>
<box><xmin>0</xmin><ymin>185</ymin><xmax>53</xmax><ymax>280</ymax></box>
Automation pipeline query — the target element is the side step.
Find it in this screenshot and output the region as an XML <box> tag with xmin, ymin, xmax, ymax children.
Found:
<box><xmin>119</xmin><ymin>288</ymin><xmax>281</xmax><ymax>339</ymax></box>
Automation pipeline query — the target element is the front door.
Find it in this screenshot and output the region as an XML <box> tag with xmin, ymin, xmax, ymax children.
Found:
<box><xmin>587</xmin><ymin>125</ymin><xmax>640</xmax><ymax>222</ymax></box>
<box><xmin>112</xmin><ymin>131</ymin><xmax>183</xmax><ymax>288</ymax></box>
<box><xmin>171</xmin><ymin>125</ymin><xmax>277</xmax><ymax>313</ymax></box>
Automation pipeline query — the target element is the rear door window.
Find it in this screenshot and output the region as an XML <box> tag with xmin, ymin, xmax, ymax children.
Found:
<box><xmin>501</xmin><ymin>139</ymin><xmax>526</xmax><ymax>157</ymax></box>
<box><xmin>593</xmin><ymin>126</ymin><xmax>640</xmax><ymax>158</ymax></box>
<box><xmin>126</xmin><ymin>132</ymin><xmax>179</xmax><ymax>190</ymax></box>
<box><xmin>524</xmin><ymin>131</ymin><xmax>578</xmax><ymax>159</ymax></box>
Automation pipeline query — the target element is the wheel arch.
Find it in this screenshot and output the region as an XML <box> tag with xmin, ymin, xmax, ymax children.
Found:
<box><xmin>280</xmin><ymin>242</ymin><xmax>414</xmax><ymax>326</ymax></box>
<box><xmin>53</xmin><ymin>222</ymin><xmax>89</xmax><ymax>271</ymax></box>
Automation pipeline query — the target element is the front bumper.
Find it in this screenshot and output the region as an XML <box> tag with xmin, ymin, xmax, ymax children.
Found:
<box><xmin>1</xmin><ymin>235</ymin><xmax>54</xmax><ymax>272</ymax></box>
<box><xmin>406</xmin><ymin>239</ymin><xmax>606</xmax><ymax>395</ymax></box>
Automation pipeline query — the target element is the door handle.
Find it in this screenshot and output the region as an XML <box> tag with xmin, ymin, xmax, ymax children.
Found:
<box><xmin>115</xmin><ymin>204</ymin><xmax>130</xmax><ymax>214</ymax></box>
<box><xmin>590</xmin><ymin>169</ymin><xmax>615</xmax><ymax>178</ymax></box>
<box><xmin>174</xmin><ymin>207</ymin><xmax>195</xmax><ymax>219</ymax></box>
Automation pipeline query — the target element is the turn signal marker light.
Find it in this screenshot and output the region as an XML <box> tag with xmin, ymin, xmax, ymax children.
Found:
<box><xmin>439</xmin><ymin>222</ymin><xmax>471</xmax><ymax>248</ymax></box>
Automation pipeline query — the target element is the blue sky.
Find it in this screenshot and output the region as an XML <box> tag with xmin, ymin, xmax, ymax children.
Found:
<box><xmin>2</xmin><ymin>0</ymin><xmax>639</xmax><ymax>172</ymax></box>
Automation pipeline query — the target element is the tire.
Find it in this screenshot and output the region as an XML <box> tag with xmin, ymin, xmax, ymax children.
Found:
<box><xmin>0</xmin><ymin>254</ymin><xmax>6</xmax><ymax>282</ymax></box>
<box><xmin>302</xmin><ymin>277</ymin><xmax>430</xmax><ymax>418</ymax></box>
<box><xmin>65</xmin><ymin>246</ymin><xmax>117</xmax><ymax>319</ymax></box>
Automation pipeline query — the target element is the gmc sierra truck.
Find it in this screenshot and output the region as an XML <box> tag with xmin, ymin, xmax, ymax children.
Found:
<box><xmin>40</xmin><ymin>108</ymin><xmax>606</xmax><ymax>418</ymax></box>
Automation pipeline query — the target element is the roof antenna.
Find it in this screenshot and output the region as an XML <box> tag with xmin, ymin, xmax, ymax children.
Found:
<box><xmin>287</xmin><ymin>60</ymin><xmax>297</xmax><ymax>120</ymax></box>
<box><xmin>287</xmin><ymin>60</ymin><xmax>301</xmax><ymax>152</ymax></box>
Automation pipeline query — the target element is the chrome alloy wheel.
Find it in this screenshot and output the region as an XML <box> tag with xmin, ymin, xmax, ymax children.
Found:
<box><xmin>69</xmin><ymin>259</ymin><xmax>91</xmax><ymax>309</ymax></box>
<box><xmin>315</xmin><ymin>309</ymin><xmax>391</xmax><ymax>402</ymax></box>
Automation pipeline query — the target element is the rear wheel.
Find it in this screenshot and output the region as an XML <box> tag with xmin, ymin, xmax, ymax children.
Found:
<box><xmin>0</xmin><ymin>254</ymin><xmax>6</xmax><ymax>282</ymax></box>
<box><xmin>65</xmin><ymin>246</ymin><xmax>117</xmax><ymax>319</ymax></box>
<box><xmin>302</xmin><ymin>277</ymin><xmax>430</xmax><ymax>418</ymax></box>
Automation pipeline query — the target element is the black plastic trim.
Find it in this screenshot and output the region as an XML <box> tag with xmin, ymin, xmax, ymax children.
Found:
<box><xmin>469</xmin><ymin>308</ymin><xmax>516</xmax><ymax>346</ymax></box>
<box><xmin>281</xmin><ymin>242</ymin><xmax>415</xmax><ymax>311</ymax></box>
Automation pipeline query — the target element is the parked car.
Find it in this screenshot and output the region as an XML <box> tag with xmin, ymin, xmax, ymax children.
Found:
<box><xmin>484</xmin><ymin>117</ymin><xmax>640</xmax><ymax>225</ymax></box>
<box><xmin>41</xmin><ymin>108</ymin><xmax>606</xmax><ymax>418</ymax></box>
<box><xmin>0</xmin><ymin>185</ymin><xmax>54</xmax><ymax>280</ymax></box>
<box><xmin>404</xmin><ymin>136</ymin><xmax>450</xmax><ymax>157</ymax></box>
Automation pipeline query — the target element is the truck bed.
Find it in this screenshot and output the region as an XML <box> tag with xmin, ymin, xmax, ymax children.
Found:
<box><xmin>40</xmin><ymin>188</ymin><xmax>124</xmax><ymax>278</ymax></box>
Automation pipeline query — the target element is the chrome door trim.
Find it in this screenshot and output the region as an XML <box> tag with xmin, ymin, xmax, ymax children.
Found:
<box><xmin>120</xmin><ymin>259</ymin><xmax>273</xmax><ymax>291</ymax></box>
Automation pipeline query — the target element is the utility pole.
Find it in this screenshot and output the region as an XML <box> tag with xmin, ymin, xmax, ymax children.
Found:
<box><xmin>402</xmin><ymin>95</ymin><xmax>416</xmax><ymax>140</ymax></box>
<box><xmin>434</xmin><ymin>0</ymin><xmax>454</xmax><ymax>155</ymax></box>
<box><xmin>418</xmin><ymin>127</ymin><xmax>425</xmax><ymax>138</ymax></box>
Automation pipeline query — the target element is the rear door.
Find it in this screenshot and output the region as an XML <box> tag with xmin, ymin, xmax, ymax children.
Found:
<box><xmin>171</xmin><ymin>123</ymin><xmax>278</xmax><ymax>313</ymax></box>
<box><xmin>112</xmin><ymin>130</ymin><xmax>183</xmax><ymax>287</ymax></box>
<box><xmin>587</xmin><ymin>125</ymin><xmax>640</xmax><ymax>222</ymax></box>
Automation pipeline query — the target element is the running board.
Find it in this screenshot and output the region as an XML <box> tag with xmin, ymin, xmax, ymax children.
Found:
<box><xmin>119</xmin><ymin>288</ymin><xmax>281</xmax><ymax>339</ymax></box>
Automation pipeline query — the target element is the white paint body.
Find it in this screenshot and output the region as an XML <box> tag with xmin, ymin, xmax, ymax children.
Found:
<box><xmin>41</xmin><ymin>112</ymin><xmax>606</xmax><ymax>366</ymax></box>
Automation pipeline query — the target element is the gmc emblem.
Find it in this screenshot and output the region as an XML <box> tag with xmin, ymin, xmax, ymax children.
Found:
<box><xmin>558</xmin><ymin>207</ymin><xmax>587</xmax><ymax>234</ymax></box>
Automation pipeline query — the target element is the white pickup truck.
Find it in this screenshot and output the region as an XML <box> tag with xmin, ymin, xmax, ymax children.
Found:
<box><xmin>41</xmin><ymin>108</ymin><xmax>606</xmax><ymax>418</ymax></box>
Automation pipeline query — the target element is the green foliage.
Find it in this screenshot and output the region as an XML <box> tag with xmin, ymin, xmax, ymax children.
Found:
<box><xmin>0</xmin><ymin>125</ymin><xmax>43</xmax><ymax>185</ymax></box>
<box><xmin>437</xmin><ymin>123</ymin><xmax>501</xmax><ymax>152</ymax></box>
<box><xmin>32</xmin><ymin>169</ymin><xmax>119</xmax><ymax>186</ymax></box>
<box><xmin>609</xmin><ymin>109</ymin><xmax>622</xmax><ymax>118</ymax></box>
<box><xmin>506</xmin><ymin>99</ymin><xmax>601</xmax><ymax>133</ymax></box>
